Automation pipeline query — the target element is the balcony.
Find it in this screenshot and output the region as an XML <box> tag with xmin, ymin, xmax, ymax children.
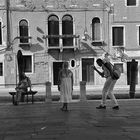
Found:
<box><xmin>43</xmin><ymin>35</ymin><xmax>80</xmax><ymax>52</ymax></box>
<box><xmin>17</xmin><ymin>36</ymin><xmax>32</xmax><ymax>50</ymax></box>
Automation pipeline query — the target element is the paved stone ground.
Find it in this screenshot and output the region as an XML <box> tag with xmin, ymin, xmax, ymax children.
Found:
<box><xmin>0</xmin><ymin>99</ymin><xmax>140</xmax><ymax>140</ymax></box>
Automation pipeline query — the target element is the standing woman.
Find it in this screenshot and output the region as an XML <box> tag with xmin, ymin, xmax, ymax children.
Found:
<box><xmin>58</xmin><ymin>62</ymin><xmax>73</xmax><ymax>111</ymax></box>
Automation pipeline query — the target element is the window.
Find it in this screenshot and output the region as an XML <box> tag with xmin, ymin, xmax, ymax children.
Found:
<box><xmin>92</xmin><ymin>17</ymin><xmax>101</xmax><ymax>41</ymax></box>
<box><xmin>48</xmin><ymin>15</ymin><xmax>59</xmax><ymax>46</ymax></box>
<box><xmin>62</xmin><ymin>15</ymin><xmax>73</xmax><ymax>46</ymax></box>
<box><xmin>70</xmin><ymin>59</ymin><xmax>76</xmax><ymax>68</ymax></box>
<box><xmin>23</xmin><ymin>55</ymin><xmax>32</xmax><ymax>73</ymax></box>
<box><xmin>19</xmin><ymin>19</ymin><xmax>29</xmax><ymax>43</ymax></box>
<box><xmin>112</xmin><ymin>27</ymin><xmax>124</xmax><ymax>46</ymax></box>
<box><xmin>0</xmin><ymin>22</ymin><xmax>2</xmax><ymax>45</ymax></box>
<box><xmin>47</xmin><ymin>14</ymin><xmax>75</xmax><ymax>48</ymax></box>
<box><xmin>0</xmin><ymin>63</ymin><xmax>3</xmax><ymax>76</ymax></box>
<box><xmin>127</xmin><ymin>0</ymin><xmax>136</xmax><ymax>6</ymax></box>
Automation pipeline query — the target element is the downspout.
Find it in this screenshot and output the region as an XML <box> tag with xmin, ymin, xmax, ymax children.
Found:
<box><xmin>6</xmin><ymin>0</ymin><xmax>11</xmax><ymax>50</ymax></box>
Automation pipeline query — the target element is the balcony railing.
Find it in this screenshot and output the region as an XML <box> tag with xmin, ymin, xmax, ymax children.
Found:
<box><xmin>43</xmin><ymin>34</ymin><xmax>80</xmax><ymax>51</ymax></box>
<box><xmin>16</xmin><ymin>36</ymin><xmax>32</xmax><ymax>43</ymax></box>
<box><xmin>16</xmin><ymin>36</ymin><xmax>32</xmax><ymax>49</ymax></box>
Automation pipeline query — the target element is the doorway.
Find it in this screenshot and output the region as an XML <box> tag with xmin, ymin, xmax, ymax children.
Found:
<box><xmin>0</xmin><ymin>54</ymin><xmax>4</xmax><ymax>87</ymax></box>
<box><xmin>53</xmin><ymin>62</ymin><xmax>63</xmax><ymax>85</ymax></box>
<box><xmin>82</xmin><ymin>58</ymin><xmax>94</xmax><ymax>85</ymax></box>
<box><xmin>127</xmin><ymin>60</ymin><xmax>138</xmax><ymax>85</ymax></box>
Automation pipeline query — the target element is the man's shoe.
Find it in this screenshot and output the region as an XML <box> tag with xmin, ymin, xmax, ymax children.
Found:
<box><xmin>96</xmin><ymin>105</ymin><xmax>106</xmax><ymax>109</ymax></box>
<box><xmin>112</xmin><ymin>106</ymin><xmax>119</xmax><ymax>110</ymax></box>
<box><xmin>60</xmin><ymin>107</ymin><xmax>65</xmax><ymax>111</ymax></box>
<box><xmin>14</xmin><ymin>101</ymin><xmax>18</xmax><ymax>106</ymax></box>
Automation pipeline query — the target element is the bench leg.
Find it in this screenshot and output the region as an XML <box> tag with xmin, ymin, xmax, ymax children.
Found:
<box><xmin>32</xmin><ymin>94</ymin><xmax>34</xmax><ymax>104</ymax></box>
<box><xmin>12</xmin><ymin>95</ymin><xmax>15</xmax><ymax>105</ymax></box>
<box><xmin>27</xmin><ymin>94</ymin><xmax>28</xmax><ymax>103</ymax></box>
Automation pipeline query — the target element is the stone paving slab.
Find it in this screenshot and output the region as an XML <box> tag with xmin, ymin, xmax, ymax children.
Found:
<box><xmin>0</xmin><ymin>100</ymin><xmax>140</xmax><ymax>140</ymax></box>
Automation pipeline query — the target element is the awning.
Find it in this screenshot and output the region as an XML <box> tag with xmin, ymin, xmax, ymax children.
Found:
<box><xmin>80</xmin><ymin>40</ymin><xmax>97</xmax><ymax>55</ymax></box>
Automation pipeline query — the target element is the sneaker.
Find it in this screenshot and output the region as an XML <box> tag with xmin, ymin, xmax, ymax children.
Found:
<box><xmin>96</xmin><ymin>105</ymin><xmax>106</xmax><ymax>109</ymax></box>
<box><xmin>112</xmin><ymin>106</ymin><xmax>119</xmax><ymax>110</ymax></box>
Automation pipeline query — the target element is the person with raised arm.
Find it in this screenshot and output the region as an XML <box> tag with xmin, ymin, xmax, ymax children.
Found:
<box><xmin>92</xmin><ymin>58</ymin><xmax>119</xmax><ymax>110</ymax></box>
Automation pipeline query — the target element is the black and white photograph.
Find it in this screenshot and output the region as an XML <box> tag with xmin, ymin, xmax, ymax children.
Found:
<box><xmin>0</xmin><ymin>0</ymin><xmax>140</xmax><ymax>139</ymax></box>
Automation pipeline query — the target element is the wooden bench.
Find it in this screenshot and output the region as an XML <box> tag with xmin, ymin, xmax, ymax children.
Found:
<box><xmin>9</xmin><ymin>90</ymin><xmax>38</xmax><ymax>105</ymax></box>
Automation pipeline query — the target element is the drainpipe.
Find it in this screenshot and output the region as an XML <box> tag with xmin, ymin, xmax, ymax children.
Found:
<box><xmin>6</xmin><ymin>0</ymin><xmax>11</xmax><ymax>50</ymax></box>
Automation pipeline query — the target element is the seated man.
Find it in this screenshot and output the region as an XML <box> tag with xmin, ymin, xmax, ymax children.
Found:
<box><xmin>14</xmin><ymin>72</ymin><xmax>31</xmax><ymax>105</ymax></box>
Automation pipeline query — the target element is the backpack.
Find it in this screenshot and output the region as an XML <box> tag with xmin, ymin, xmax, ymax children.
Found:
<box><xmin>111</xmin><ymin>64</ymin><xmax>121</xmax><ymax>80</ymax></box>
<box><xmin>104</xmin><ymin>62</ymin><xmax>121</xmax><ymax>80</ymax></box>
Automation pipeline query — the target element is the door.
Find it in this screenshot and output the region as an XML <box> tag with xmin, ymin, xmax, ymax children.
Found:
<box><xmin>82</xmin><ymin>58</ymin><xmax>94</xmax><ymax>85</ymax></box>
<box><xmin>0</xmin><ymin>54</ymin><xmax>4</xmax><ymax>86</ymax></box>
<box><xmin>127</xmin><ymin>60</ymin><xmax>138</xmax><ymax>85</ymax></box>
<box><xmin>53</xmin><ymin>62</ymin><xmax>63</xmax><ymax>85</ymax></box>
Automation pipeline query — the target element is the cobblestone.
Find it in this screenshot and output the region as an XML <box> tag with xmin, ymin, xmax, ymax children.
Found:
<box><xmin>0</xmin><ymin>100</ymin><xmax>140</xmax><ymax>140</ymax></box>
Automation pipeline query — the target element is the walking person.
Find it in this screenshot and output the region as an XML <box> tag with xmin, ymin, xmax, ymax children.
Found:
<box><xmin>92</xmin><ymin>58</ymin><xmax>119</xmax><ymax>110</ymax></box>
<box><xmin>58</xmin><ymin>62</ymin><xmax>73</xmax><ymax>111</ymax></box>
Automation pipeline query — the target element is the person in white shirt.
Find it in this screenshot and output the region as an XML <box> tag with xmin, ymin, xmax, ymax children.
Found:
<box><xmin>92</xmin><ymin>58</ymin><xmax>119</xmax><ymax>110</ymax></box>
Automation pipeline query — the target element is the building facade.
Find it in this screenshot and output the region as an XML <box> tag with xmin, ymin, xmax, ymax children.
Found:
<box><xmin>0</xmin><ymin>0</ymin><xmax>140</xmax><ymax>88</ymax></box>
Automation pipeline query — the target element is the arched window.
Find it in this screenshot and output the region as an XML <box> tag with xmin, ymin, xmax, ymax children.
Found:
<box><xmin>48</xmin><ymin>15</ymin><xmax>59</xmax><ymax>46</ymax></box>
<box><xmin>92</xmin><ymin>17</ymin><xmax>101</xmax><ymax>41</ymax></box>
<box><xmin>62</xmin><ymin>15</ymin><xmax>73</xmax><ymax>46</ymax></box>
<box><xmin>19</xmin><ymin>19</ymin><xmax>29</xmax><ymax>43</ymax></box>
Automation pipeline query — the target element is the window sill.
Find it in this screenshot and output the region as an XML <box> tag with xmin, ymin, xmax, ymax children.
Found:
<box><xmin>91</xmin><ymin>40</ymin><xmax>104</xmax><ymax>46</ymax></box>
<box><xmin>112</xmin><ymin>46</ymin><xmax>125</xmax><ymax>48</ymax></box>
